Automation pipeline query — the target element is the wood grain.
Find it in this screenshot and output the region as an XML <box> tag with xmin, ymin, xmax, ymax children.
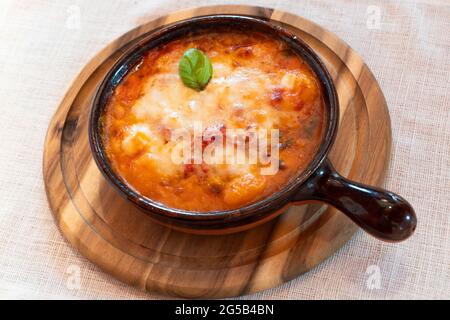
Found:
<box><xmin>43</xmin><ymin>5</ymin><xmax>392</xmax><ymax>298</ymax></box>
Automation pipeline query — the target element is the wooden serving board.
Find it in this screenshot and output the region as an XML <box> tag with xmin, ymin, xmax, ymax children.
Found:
<box><xmin>43</xmin><ymin>5</ymin><xmax>392</xmax><ymax>298</ymax></box>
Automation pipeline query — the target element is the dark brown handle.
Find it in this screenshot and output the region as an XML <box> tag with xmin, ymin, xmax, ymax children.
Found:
<box><xmin>293</xmin><ymin>159</ymin><xmax>417</xmax><ymax>242</ymax></box>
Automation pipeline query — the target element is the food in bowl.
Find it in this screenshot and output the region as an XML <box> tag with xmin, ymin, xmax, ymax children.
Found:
<box><xmin>90</xmin><ymin>15</ymin><xmax>415</xmax><ymax>240</ymax></box>
<box><xmin>100</xmin><ymin>29</ymin><xmax>325</xmax><ymax>211</ymax></box>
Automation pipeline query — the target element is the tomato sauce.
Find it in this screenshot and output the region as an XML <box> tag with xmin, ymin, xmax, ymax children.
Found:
<box><xmin>101</xmin><ymin>30</ymin><xmax>325</xmax><ymax>211</ymax></box>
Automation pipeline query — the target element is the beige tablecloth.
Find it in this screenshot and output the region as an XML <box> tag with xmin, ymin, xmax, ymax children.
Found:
<box><xmin>0</xmin><ymin>0</ymin><xmax>448</xmax><ymax>299</ymax></box>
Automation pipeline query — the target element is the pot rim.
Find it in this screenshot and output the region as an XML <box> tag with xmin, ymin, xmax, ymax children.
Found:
<box><xmin>89</xmin><ymin>14</ymin><xmax>339</xmax><ymax>222</ymax></box>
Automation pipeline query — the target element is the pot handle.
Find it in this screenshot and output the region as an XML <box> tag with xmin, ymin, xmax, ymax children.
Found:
<box><xmin>293</xmin><ymin>159</ymin><xmax>417</xmax><ymax>242</ymax></box>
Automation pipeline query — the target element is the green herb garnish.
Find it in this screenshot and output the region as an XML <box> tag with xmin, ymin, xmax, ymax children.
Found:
<box><xmin>178</xmin><ymin>48</ymin><xmax>213</xmax><ymax>91</ymax></box>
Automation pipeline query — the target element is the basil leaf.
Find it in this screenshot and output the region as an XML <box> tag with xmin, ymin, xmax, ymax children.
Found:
<box><xmin>178</xmin><ymin>48</ymin><xmax>213</xmax><ymax>91</ymax></box>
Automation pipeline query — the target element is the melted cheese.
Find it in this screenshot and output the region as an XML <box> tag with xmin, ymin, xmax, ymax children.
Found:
<box><xmin>102</xmin><ymin>30</ymin><xmax>325</xmax><ymax>211</ymax></box>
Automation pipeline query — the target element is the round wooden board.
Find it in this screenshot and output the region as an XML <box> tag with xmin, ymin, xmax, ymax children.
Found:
<box><xmin>43</xmin><ymin>5</ymin><xmax>392</xmax><ymax>298</ymax></box>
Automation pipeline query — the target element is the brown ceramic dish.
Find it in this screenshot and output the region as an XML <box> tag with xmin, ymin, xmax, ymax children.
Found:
<box><xmin>89</xmin><ymin>15</ymin><xmax>416</xmax><ymax>241</ymax></box>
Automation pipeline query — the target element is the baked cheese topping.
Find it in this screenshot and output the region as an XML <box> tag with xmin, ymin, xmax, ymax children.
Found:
<box><xmin>102</xmin><ymin>30</ymin><xmax>325</xmax><ymax>211</ymax></box>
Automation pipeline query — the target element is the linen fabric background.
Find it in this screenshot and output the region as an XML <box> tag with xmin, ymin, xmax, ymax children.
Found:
<box><xmin>0</xmin><ymin>0</ymin><xmax>448</xmax><ymax>299</ymax></box>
